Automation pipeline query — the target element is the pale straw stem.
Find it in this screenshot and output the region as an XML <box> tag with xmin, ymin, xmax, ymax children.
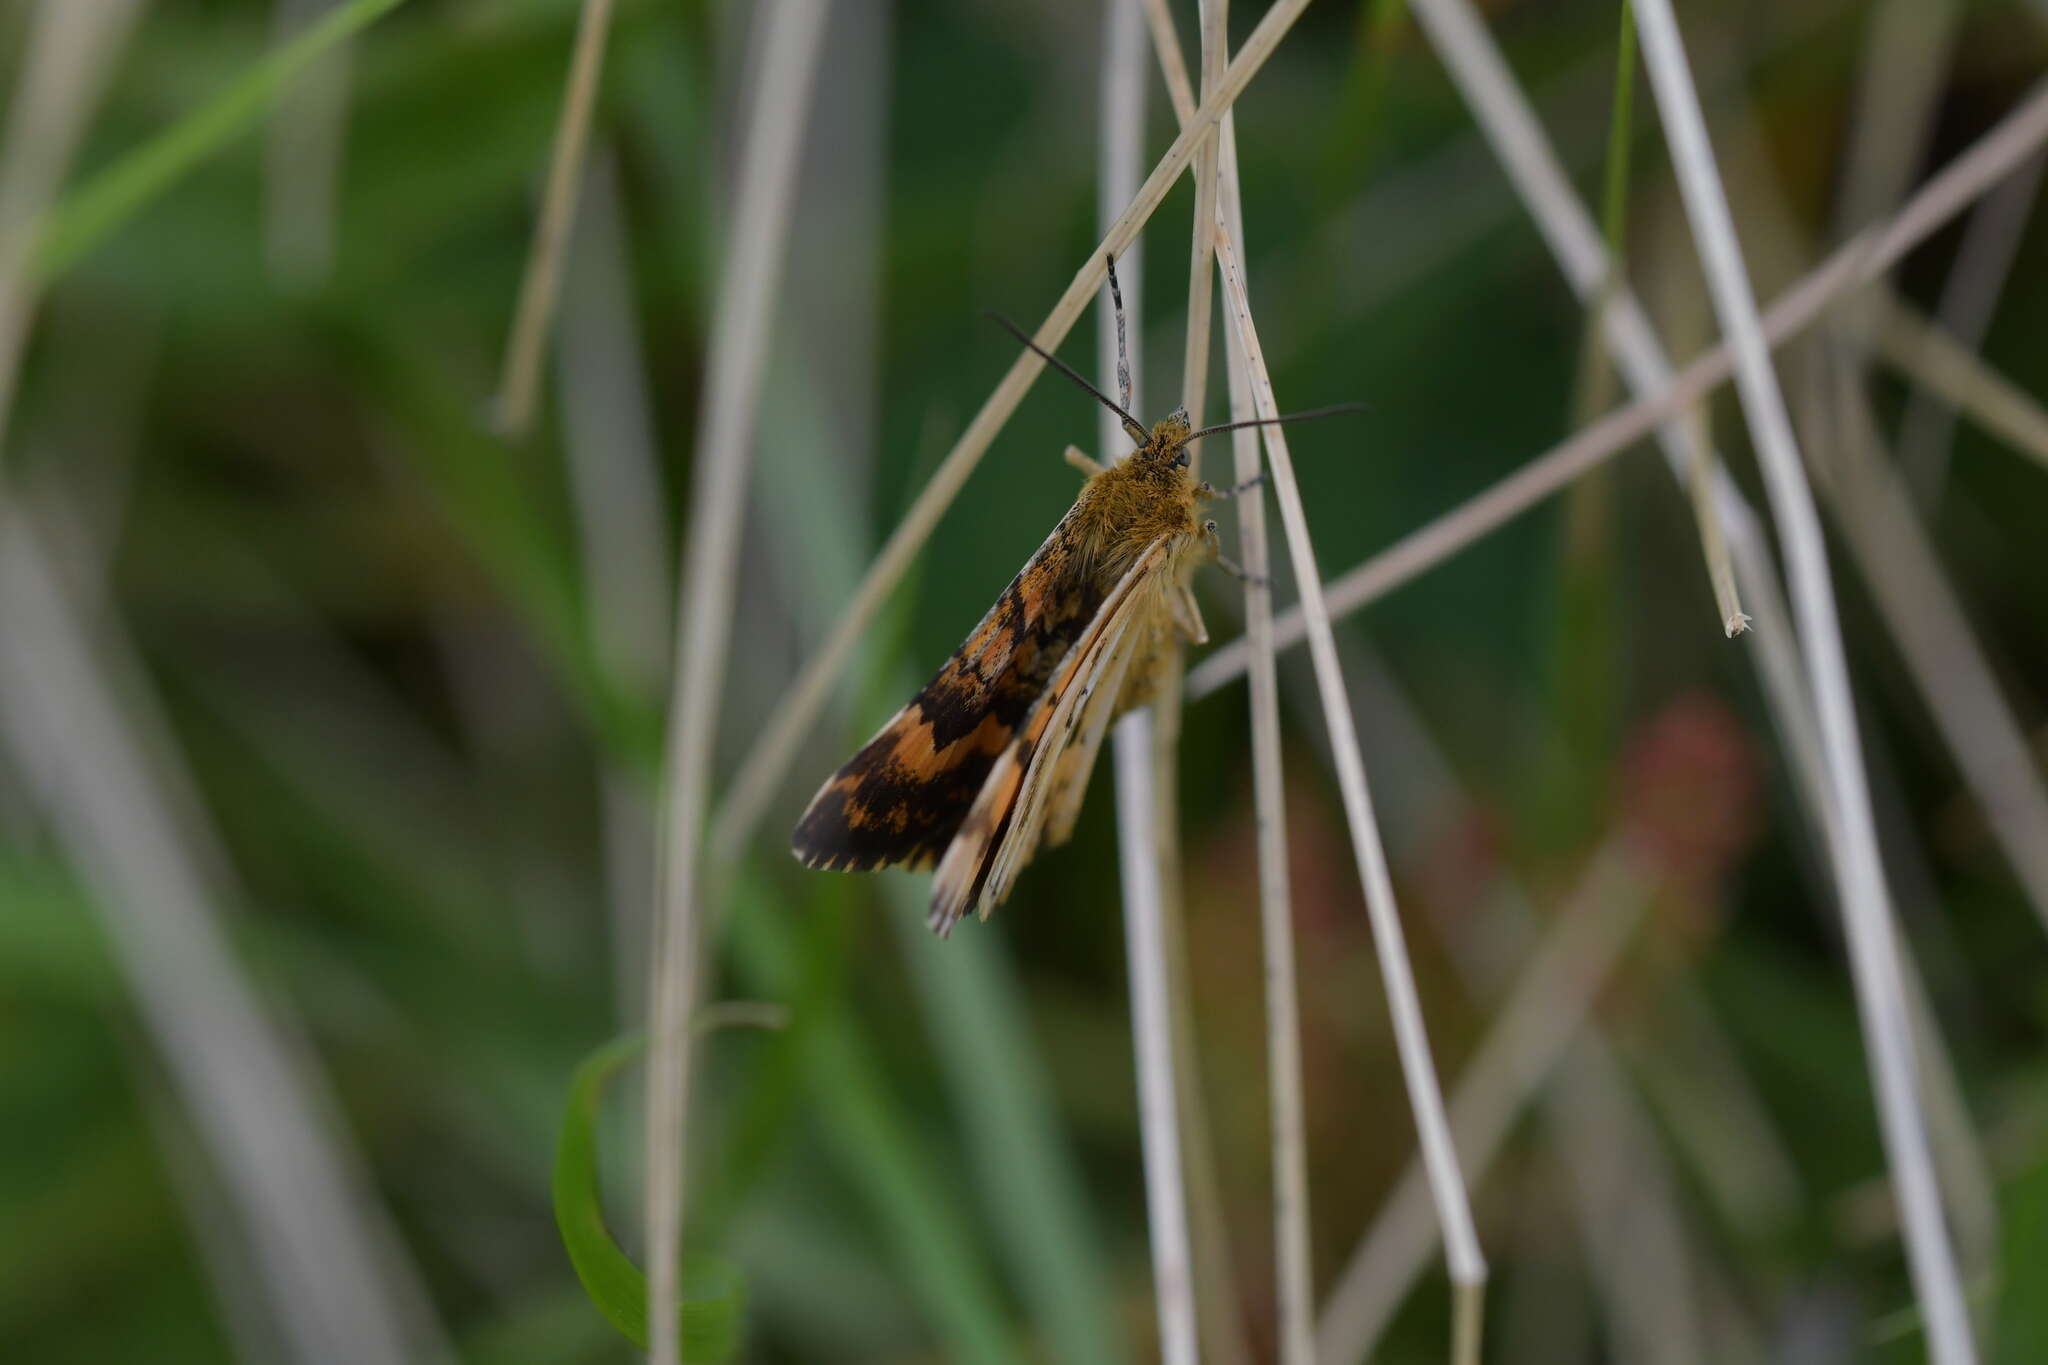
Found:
<box><xmin>1100</xmin><ymin>3</ymin><xmax>1196</xmax><ymax>1359</ymax></box>
<box><xmin>1898</xmin><ymin>151</ymin><xmax>2044</xmax><ymax>502</ymax></box>
<box><xmin>1186</xmin><ymin>73</ymin><xmax>2048</xmax><ymax>699</ymax></box>
<box><xmin>642</xmin><ymin>4</ymin><xmax>829</xmax><ymax>1362</ymax></box>
<box><xmin>264</xmin><ymin>0</ymin><xmax>354</xmax><ymax>288</ymax></box>
<box><xmin>1315</xmin><ymin>838</ymin><xmax>1652</xmax><ymax>1361</ymax></box>
<box><xmin>1115</xmin><ymin>712</ymin><xmax>1200</xmax><ymax>1365</ymax></box>
<box><xmin>1215</xmin><ymin>111</ymin><xmax>1315</xmax><ymax>1365</ymax></box>
<box><xmin>1214</xmin><ymin>222</ymin><xmax>1486</xmax><ymax>1360</ymax></box>
<box><xmin>1305</xmin><ymin>644</ymin><xmax>1773</xmax><ymax>1364</ymax></box>
<box><xmin>0</xmin><ymin>508</ymin><xmax>450</xmax><ymax>1365</ymax></box>
<box><xmin>1823</xmin><ymin>382</ymin><xmax>2048</xmax><ymax>937</ymax></box>
<box><xmin>1630</xmin><ymin>2</ymin><xmax>1974</xmax><ymax>1359</ymax></box>
<box><xmin>1543</xmin><ymin>1035</ymin><xmax>1710</xmax><ymax>1365</ymax></box>
<box><xmin>707</xmin><ymin>0</ymin><xmax>1315</xmax><ymax>869</ymax></box>
<box><xmin>0</xmin><ymin>0</ymin><xmax>141</xmax><ymax>450</ymax></box>
<box><xmin>491</xmin><ymin>0</ymin><xmax>618</xmax><ymax>437</ymax></box>
<box><xmin>557</xmin><ymin>148</ymin><xmax>672</xmax><ymax>1022</ymax></box>
<box><xmin>1406</xmin><ymin>0</ymin><xmax>1757</xmax><ymax>639</ymax></box>
<box><xmin>1871</xmin><ymin>292</ymin><xmax>2048</xmax><ymax>477</ymax></box>
<box><xmin>1157</xmin><ymin>13</ymin><xmax>1252</xmax><ymax>1352</ymax></box>
<box><xmin>1</xmin><ymin>6</ymin><xmax>440</xmax><ymax>1357</ymax></box>
<box><xmin>1680</xmin><ymin>407</ymin><xmax>1751</xmax><ymax>634</ymax></box>
<box><xmin>1140</xmin><ymin>0</ymin><xmax>1199</xmax><ymax>126</ymax></box>
<box><xmin>1180</xmin><ymin>0</ymin><xmax>1226</xmax><ymax>439</ymax></box>
<box><xmin>1831</xmin><ymin>0</ymin><xmax>1959</xmax><ymax>237</ymax></box>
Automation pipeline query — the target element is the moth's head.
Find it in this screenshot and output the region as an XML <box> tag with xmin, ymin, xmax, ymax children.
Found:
<box><xmin>1149</xmin><ymin>407</ymin><xmax>1193</xmax><ymax>466</ymax></box>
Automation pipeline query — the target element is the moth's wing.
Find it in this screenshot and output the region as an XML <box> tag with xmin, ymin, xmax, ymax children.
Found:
<box><xmin>927</xmin><ymin>536</ymin><xmax>1172</xmax><ymax>934</ymax></box>
<box><xmin>790</xmin><ymin>503</ymin><xmax>1102</xmax><ymax>873</ymax></box>
<box><xmin>981</xmin><ymin>608</ymin><xmax>1142</xmax><ymax>906</ymax></box>
<box><xmin>1040</xmin><ymin>601</ymin><xmax>1156</xmax><ymax>849</ymax></box>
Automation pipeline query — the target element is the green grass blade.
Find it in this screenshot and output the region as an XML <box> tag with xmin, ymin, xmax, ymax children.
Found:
<box><xmin>1996</xmin><ymin>1152</ymin><xmax>2048</xmax><ymax>1362</ymax></box>
<box><xmin>32</xmin><ymin>0</ymin><xmax>414</xmax><ymax>283</ymax></box>
<box><xmin>553</xmin><ymin>1035</ymin><xmax>744</xmax><ymax>1359</ymax></box>
<box><xmin>889</xmin><ymin>894</ymin><xmax>1129</xmax><ymax>1365</ymax></box>
<box><xmin>726</xmin><ymin>879</ymin><xmax>1027</xmax><ymax>1365</ymax></box>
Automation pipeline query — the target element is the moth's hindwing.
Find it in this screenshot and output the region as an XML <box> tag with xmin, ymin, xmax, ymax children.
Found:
<box><xmin>789</xmin><ymin>505</ymin><xmax>1105</xmax><ymax>873</ymax></box>
<box><xmin>927</xmin><ymin>535</ymin><xmax>1176</xmax><ymax>934</ymax></box>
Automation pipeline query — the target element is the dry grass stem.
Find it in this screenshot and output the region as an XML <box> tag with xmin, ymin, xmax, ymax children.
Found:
<box><xmin>642</xmin><ymin>5</ymin><xmax>830</xmax><ymax>1362</ymax></box>
<box><xmin>0</xmin><ymin>9</ymin><xmax>447</xmax><ymax>1358</ymax></box>
<box><xmin>1141</xmin><ymin>0</ymin><xmax>1199</xmax><ymax>126</ymax></box>
<box><xmin>1681</xmin><ymin>408</ymin><xmax>1751</xmax><ymax>635</ymax></box>
<box><xmin>1898</xmin><ymin>151</ymin><xmax>2044</xmax><ymax>500</ymax></box>
<box><xmin>491</xmin><ymin>0</ymin><xmax>618</xmax><ymax>438</ymax></box>
<box><xmin>1297</xmin><ymin>643</ymin><xmax>1776</xmax><ymax>1363</ymax></box>
<box><xmin>708</xmin><ymin>0</ymin><xmax>1314</xmax><ymax>871</ymax></box>
<box><xmin>1180</xmin><ymin>0</ymin><xmax>1226</xmax><ymax>438</ymax></box>
<box><xmin>1185</xmin><ymin>73</ymin><xmax>2048</xmax><ymax>699</ymax></box>
<box><xmin>264</xmin><ymin>0</ymin><xmax>355</xmax><ymax>288</ymax></box>
<box><xmin>1630</xmin><ymin>1</ymin><xmax>1975</xmax><ymax>1358</ymax></box>
<box><xmin>1623</xmin><ymin>967</ymin><xmax>1806</xmax><ymax>1243</ymax></box>
<box><xmin>1114</xmin><ymin>714</ymin><xmax>1200</xmax><ymax>1365</ymax></box>
<box><xmin>1832</xmin><ymin>0</ymin><xmax>1960</xmax><ymax>235</ymax></box>
<box><xmin>1334</xmin><ymin>6</ymin><xmax>1998</xmax><ymax>1347</ymax></box>
<box><xmin>1823</xmin><ymin>384</ymin><xmax>2048</xmax><ymax>932</ymax></box>
<box><xmin>1098</xmin><ymin>5</ymin><xmax>1196</xmax><ymax>1359</ymax></box>
<box><xmin>0</xmin><ymin>0</ymin><xmax>142</xmax><ymax>450</ymax></box>
<box><xmin>558</xmin><ymin>148</ymin><xmax>672</xmax><ymax>1021</ymax></box>
<box><xmin>1213</xmin><ymin>222</ymin><xmax>1486</xmax><ymax>1360</ymax></box>
<box><xmin>1213</xmin><ymin>112</ymin><xmax>1315</xmax><ymax>1365</ymax></box>
<box><xmin>1872</xmin><ymin>293</ymin><xmax>2048</xmax><ymax>476</ymax></box>
<box><xmin>0</xmin><ymin>507</ymin><xmax>450</xmax><ymax>1365</ymax></box>
<box><xmin>1316</xmin><ymin>838</ymin><xmax>1651</xmax><ymax>1361</ymax></box>
<box><xmin>1408</xmin><ymin>0</ymin><xmax>1761</xmax><ymax>639</ymax></box>
<box><xmin>1544</xmin><ymin>1037</ymin><xmax>1711</xmax><ymax>1365</ymax></box>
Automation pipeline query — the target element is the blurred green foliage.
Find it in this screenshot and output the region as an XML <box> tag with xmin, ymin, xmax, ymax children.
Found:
<box><xmin>4</xmin><ymin>1</ymin><xmax>2048</xmax><ymax>1362</ymax></box>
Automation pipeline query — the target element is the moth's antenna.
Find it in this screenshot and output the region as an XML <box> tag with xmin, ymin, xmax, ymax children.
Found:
<box><xmin>1182</xmin><ymin>401</ymin><xmax>1371</xmax><ymax>445</ymax></box>
<box><xmin>1105</xmin><ymin>253</ymin><xmax>1133</xmax><ymax>415</ymax></box>
<box><xmin>984</xmin><ymin>311</ymin><xmax>1149</xmax><ymax>444</ymax></box>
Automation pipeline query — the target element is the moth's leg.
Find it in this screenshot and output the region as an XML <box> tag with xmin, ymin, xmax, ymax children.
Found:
<box><xmin>1203</xmin><ymin>519</ymin><xmax>1270</xmax><ymax>588</ymax></box>
<box><xmin>1168</xmin><ymin>583</ymin><xmax>1209</xmax><ymax>644</ymax></box>
<box><xmin>1063</xmin><ymin>445</ymin><xmax>1106</xmax><ymax>479</ymax></box>
<box><xmin>1195</xmin><ymin>473</ymin><xmax>1264</xmax><ymax>501</ymax></box>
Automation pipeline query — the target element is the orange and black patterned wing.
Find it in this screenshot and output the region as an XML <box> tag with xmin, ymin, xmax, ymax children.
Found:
<box><xmin>790</xmin><ymin>504</ymin><xmax>1105</xmax><ymax>873</ymax></box>
<box><xmin>926</xmin><ymin>536</ymin><xmax>1173</xmax><ymax>934</ymax></box>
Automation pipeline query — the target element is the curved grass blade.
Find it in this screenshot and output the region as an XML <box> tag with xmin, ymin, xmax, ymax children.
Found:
<box><xmin>32</xmin><ymin>0</ymin><xmax>414</xmax><ymax>283</ymax></box>
<box><xmin>554</xmin><ymin>1034</ymin><xmax>743</xmax><ymax>1359</ymax></box>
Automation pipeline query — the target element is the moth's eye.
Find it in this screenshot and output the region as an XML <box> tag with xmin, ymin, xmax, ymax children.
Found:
<box><xmin>1173</xmin><ymin>448</ymin><xmax>1189</xmax><ymax>468</ymax></box>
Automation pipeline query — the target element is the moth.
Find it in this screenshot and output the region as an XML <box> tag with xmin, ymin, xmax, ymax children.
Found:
<box><xmin>791</xmin><ymin>257</ymin><xmax>1358</xmax><ymax>935</ymax></box>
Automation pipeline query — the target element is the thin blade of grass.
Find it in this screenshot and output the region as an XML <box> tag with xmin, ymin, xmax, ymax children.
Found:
<box><xmin>492</xmin><ymin>0</ymin><xmax>619</xmax><ymax>437</ymax></box>
<box><xmin>723</xmin><ymin>881</ymin><xmax>1028</xmax><ymax>1365</ymax></box>
<box><xmin>1186</xmin><ymin>73</ymin><xmax>2048</xmax><ymax>699</ymax></box>
<box><xmin>1114</xmin><ymin>711</ymin><xmax>1200</xmax><ymax>1365</ymax></box>
<box><xmin>1629</xmin><ymin>2</ymin><xmax>1975</xmax><ymax>1358</ymax></box>
<box><xmin>1214</xmin><ymin>220</ymin><xmax>1487</xmax><ymax>1362</ymax></box>
<box><xmin>0</xmin><ymin>0</ymin><xmax>143</xmax><ymax>446</ymax></box>
<box><xmin>557</xmin><ymin>146</ymin><xmax>673</xmax><ymax>1023</ymax></box>
<box><xmin>1214</xmin><ymin>109</ymin><xmax>1315</xmax><ymax>1365</ymax></box>
<box><xmin>1898</xmin><ymin>152</ymin><xmax>2045</xmax><ymax>502</ymax></box>
<box><xmin>0</xmin><ymin>505</ymin><xmax>451</xmax><ymax>1365</ymax></box>
<box><xmin>263</xmin><ymin>0</ymin><xmax>356</xmax><ymax>288</ymax></box>
<box><xmin>30</xmin><ymin>0</ymin><xmax>413</xmax><ymax>284</ymax></box>
<box><xmin>1315</xmin><ymin>839</ymin><xmax>1658</xmax><ymax>1361</ymax></box>
<box><xmin>1871</xmin><ymin>293</ymin><xmax>2048</xmax><ymax>477</ymax></box>
<box><xmin>642</xmin><ymin>4</ymin><xmax>830</xmax><ymax>1363</ymax></box>
<box><xmin>1113</xmin><ymin>2</ymin><xmax>1240</xmax><ymax>1359</ymax></box>
<box><xmin>554</xmin><ymin>1035</ymin><xmax>744</xmax><ymax>1358</ymax></box>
